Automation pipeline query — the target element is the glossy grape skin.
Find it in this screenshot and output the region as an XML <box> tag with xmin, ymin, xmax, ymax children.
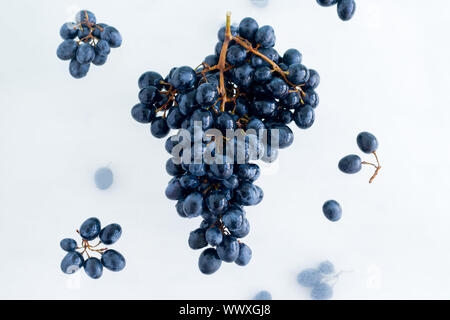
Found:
<box><xmin>337</xmin><ymin>0</ymin><xmax>356</xmax><ymax>21</ymax></box>
<box><xmin>203</xmin><ymin>54</ymin><xmax>218</xmax><ymax>67</ymax></box>
<box><xmin>177</xmin><ymin>91</ymin><xmax>197</xmax><ymax>115</ymax></box>
<box><xmin>80</xmin><ymin>217</ymin><xmax>101</xmax><ymax>241</ymax></box>
<box><xmin>318</xmin><ymin>260</ymin><xmax>335</xmax><ymax>274</ymax></box>
<box><xmin>84</xmin><ymin>257</ymin><xmax>103</xmax><ymax>279</ymax></box>
<box><xmin>198</xmin><ymin>248</ymin><xmax>222</xmax><ymax>275</ymax></box>
<box><xmin>254</xmin><ymin>291</ymin><xmax>272</xmax><ymax>300</ymax></box>
<box><xmin>60</xmin><ymin>22</ymin><xmax>78</xmax><ymax>40</ymax></box>
<box><xmin>283</xmin><ymin>48</ymin><xmax>302</xmax><ymax>66</ymax></box>
<box><xmin>101</xmin><ymin>26</ymin><xmax>122</xmax><ymax>48</ymax></box>
<box><xmin>92</xmin><ymin>54</ymin><xmax>107</xmax><ymax>66</ymax></box>
<box><xmin>235</xmin><ymin>182</ymin><xmax>263</xmax><ymax>206</ymax></box>
<box><xmin>205</xmin><ymin>191</ymin><xmax>228</xmax><ymax>215</ymax></box>
<box><xmin>165</xmin><ymin>177</ymin><xmax>187</xmax><ymax>200</ymax></box>
<box><xmin>322</xmin><ymin>200</ymin><xmax>342</xmax><ymax>222</ymax></box>
<box><xmin>311</xmin><ymin>283</ymin><xmax>333</xmax><ymax>300</ymax></box>
<box><xmin>151</xmin><ymin>117</ymin><xmax>170</xmax><ymax>139</ymax></box>
<box><xmin>57</xmin><ymin>40</ymin><xmax>78</xmax><ymax>60</ymax></box>
<box><xmin>61</xmin><ymin>251</ymin><xmax>84</xmax><ymax>274</ymax></box>
<box><xmin>217</xmin><ymin>235</ymin><xmax>240</xmax><ymax>262</ymax></box>
<box><xmin>75</xmin><ymin>10</ymin><xmax>96</xmax><ymax>24</ymax></box>
<box><xmin>231</xmin><ymin>218</ymin><xmax>250</xmax><ymax>238</ymax></box>
<box><xmin>196</xmin><ymin>83</ymin><xmax>218</xmax><ymax>106</ymax></box>
<box><xmin>176</xmin><ymin>200</ymin><xmax>187</xmax><ymax>218</ymax></box>
<box><xmin>294</xmin><ymin>105</ymin><xmax>315</xmax><ymax>129</ymax></box>
<box><xmin>139</xmin><ymin>71</ymin><xmax>163</xmax><ymax>89</ymax></box>
<box><xmin>94</xmin><ymin>167</ymin><xmax>113</xmax><ymax>190</ymax></box>
<box><xmin>99</xmin><ymin>223</ymin><xmax>122</xmax><ymax>245</ymax></box>
<box><xmin>317</xmin><ymin>0</ymin><xmax>338</xmax><ymax>6</ymax></box>
<box><xmin>95</xmin><ymin>39</ymin><xmax>111</xmax><ymax>56</ymax></box>
<box><xmin>188</xmin><ymin>228</ymin><xmax>208</xmax><ymax>249</ymax></box>
<box><xmin>138</xmin><ymin>86</ymin><xmax>161</xmax><ymax>105</ymax></box>
<box><xmin>267</xmin><ymin>123</ymin><xmax>294</xmax><ymax>149</ymax></box>
<box><xmin>287</xmin><ymin>63</ymin><xmax>310</xmax><ymax>85</ymax></box>
<box><xmin>170</xmin><ymin>66</ymin><xmax>196</xmax><ymax>91</ymax></box>
<box><xmin>131</xmin><ymin>103</ymin><xmax>155</xmax><ymax>123</ymax></box>
<box><xmin>238</xmin><ymin>17</ymin><xmax>259</xmax><ymax>42</ymax></box>
<box><xmin>357</xmin><ymin>132</ymin><xmax>378</xmax><ymax>153</ymax></box>
<box><xmin>255</xmin><ymin>25</ymin><xmax>276</xmax><ymax>48</ymax></box>
<box><xmin>252</xmin><ymin>99</ymin><xmax>276</xmax><ymax>117</ymax></box>
<box><xmin>76</xmin><ymin>43</ymin><xmax>95</xmax><ymax>64</ymax></box>
<box><xmin>183</xmin><ymin>192</ymin><xmax>204</xmax><ymax>218</ymax></box>
<box><xmin>101</xmin><ymin>249</ymin><xmax>126</xmax><ymax>272</ymax></box>
<box><xmin>247</xmin><ymin>118</ymin><xmax>265</xmax><ymax>132</ymax></box>
<box><xmin>303</xmin><ymin>88</ymin><xmax>319</xmax><ymax>108</ymax></box>
<box><xmin>69</xmin><ymin>58</ymin><xmax>90</xmax><ymax>79</ymax></box>
<box><xmin>226</xmin><ymin>45</ymin><xmax>248</xmax><ymax>66</ymax></box>
<box><xmin>254</xmin><ymin>66</ymin><xmax>272</xmax><ymax>83</ymax></box>
<box><xmin>210</xmin><ymin>157</ymin><xmax>234</xmax><ymax>180</ymax></box>
<box><xmin>166</xmin><ymin>108</ymin><xmax>185</xmax><ymax>129</ymax></box>
<box><xmin>251</xmin><ymin>48</ymin><xmax>279</xmax><ymax>68</ymax></box>
<box><xmin>233</xmin><ymin>64</ymin><xmax>255</xmax><ymax>88</ymax></box>
<box><xmin>60</xmin><ymin>238</ymin><xmax>77</xmax><ymax>252</ymax></box>
<box><xmin>235</xmin><ymin>243</ymin><xmax>252</xmax><ymax>266</ymax></box>
<box><xmin>297</xmin><ymin>268</ymin><xmax>323</xmax><ymax>287</ymax></box>
<box><xmin>92</xmin><ymin>23</ymin><xmax>108</xmax><ymax>39</ymax></box>
<box><xmin>215</xmin><ymin>112</ymin><xmax>236</xmax><ymax>131</ymax></box>
<box><xmin>236</xmin><ymin>164</ymin><xmax>260</xmax><ymax>182</ymax></box>
<box><xmin>222</xmin><ymin>207</ymin><xmax>244</xmax><ymax>231</ymax></box>
<box><xmin>305</xmin><ymin>69</ymin><xmax>320</xmax><ymax>90</ymax></box>
<box><xmin>205</xmin><ymin>227</ymin><xmax>223</xmax><ymax>246</ymax></box>
<box><xmin>217</xmin><ymin>25</ymin><xmax>238</xmax><ymax>42</ymax></box>
<box><xmin>190</xmin><ymin>109</ymin><xmax>214</xmax><ymax>131</ymax></box>
<box><xmin>338</xmin><ymin>154</ymin><xmax>362</xmax><ymax>174</ymax></box>
<box><xmin>266</xmin><ymin>77</ymin><xmax>289</xmax><ymax>99</ymax></box>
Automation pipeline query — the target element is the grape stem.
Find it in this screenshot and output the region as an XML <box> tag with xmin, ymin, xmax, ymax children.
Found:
<box><xmin>75</xmin><ymin>230</ymin><xmax>108</xmax><ymax>258</ymax></box>
<box><xmin>361</xmin><ymin>151</ymin><xmax>381</xmax><ymax>183</ymax></box>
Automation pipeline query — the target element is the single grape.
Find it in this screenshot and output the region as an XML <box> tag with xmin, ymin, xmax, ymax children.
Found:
<box><xmin>170</xmin><ymin>66</ymin><xmax>196</xmax><ymax>91</ymax></box>
<box><xmin>238</xmin><ymin>17</ymin><xmax>259</xmax><ymax>41</ymax></box>
<box><xmin>76</xmin><ymin>43</ymin><xmax>95</xmax><ymax>64</ymax></box>
<box><xmin>60</xmin><ymin>238</ymin><xmax>77</xmax><ymax>252</ymax></box>
<box><xmin>205</xmin><ymin>227</ymin><xmax>223</xmax><ymax>246</ymax></box>
<box><xmin>356</xmin><ymin>132</ymin><xmax>378</xmax><ymax>154</ymax></box>
<box><xmin>235</xmin><ymin>243</ymin><xmax>252</xmax><ymax>266</ymax></box>
<box><xmin>151</xmin><ymin>117</ymin><xmax>170</xmax><ymax>139</ymax></box>
<box><xmin>101</xmin><ymin>249</ymin><xmax>126</xmax><ymax>272</ymax></box>
<box><xmin>101</xmin><ymin>26</ymin><xmax>122</xmax><ymax>48</ymax></box>
<box><xmin>196</xmin><ymin>83</ymin><xmax>218</xmax><ymax>106</ymax></box>
<box><xmin>198</xmin><ymin>248</ymin><xmax>222</xmax><ymax>275</ymax></box>
<box><xmin>337</xmin><ymin>0</ymin><xmax>356</xmax><ymax>21</ymax></box>
<box><xmin>318</xmin><ymin>260</ymin><xmax>335</xmax><ymax>274</ymax></box>
<box><xmin>56</xmin><ymin>40</ymin><xmax>78</xmax><ymax>60</ymax></box>
<box><xmin>183</xmin><ymin>192</ymin><xmax>204</xmax><ymax>218</ymax></box>
<box><xmin>283</xmin><ymin>48</ymin><xmax>302</xmax><ymax>66</ymax></box>
<box><xmin>217</xmin><ymin>235</ymin><xmax>240</xmax><ymax>262</ymax></box>
<box><xmin>317</xmin><ymin>0</ymin><xmax>338</xmax><ymax>6</ymax></box>
<box><xmin>254</xmin><ymin>290</ymin><xmax>272</xmax><ymax>300</ymax></box>
<box><xmin>60</xmin><ymin>22</ymin><xmax>78</xmax><ymax>40</ymax></box>
<box><xmin>94</xmin><ymin>167</ymin><xmax>113</xmax><ymax>190</ymax></box>
<box><xmin>287</xmin><ymin>63</ymin><xmax>310</xmax><ymax>85</ymax></box>
<box><xmin>99</xmin><ymin>223</ymin><xmax>122</xmax><ymax>245</ymax></box>
<box><xmin>188</xmin><ymin>228</ymin><xmax>208</xmax><ymax>249</ymax></box>
<box><xmin>222</xmin><ymin>207</ymin><xmax>244</xmax><ymax>231</ymax></box>
<box><xmin>311</xmin><ymin>283</ymin><xmax>333</xmax><ymax>300</ymax></box>
<box><xmin>294</xmin><ymin>105</ymin><xmax>315</xmax><ymax>129</ymax></box>
<box><xmin>61</xmin><ymin>251</ymin><xmax>84</xmax><ymax>274</ymax></box>
<box><xmin>75</xmin><ymin>10</ymin><xmax>96</xmax><ymax>24</ymax></box>
<box><xmin>255</xmin><ymin>25</ymin><xmax>276</xmax><ymax>48</ymax></box>
<box><xmin>80</xmin><ymin>217</ymin><xmax>101</xmax><ymax>241</ymax></box>
<box><xmin>305</xmin><ymin>69</ymin><xmax>320</xmax><ymax>90</ymax></box>
<box><xmin>92</xmin><ymin>54</ymin><xmax>108</xmax><ymax>66</ymax></box>
<box><xmin>235</xmin><ymin>182</ymin><xmax>263</xmax><ymax>206</ymax></box>
<box><xmin>95</xmin><ymin>39</ymin><xmax>111</xmax><ymax>56</ymax></box>
<box><xmin>165</xmin><ymin>177</ymin><xmax>187</xmax><ymax>200</ymax></box>
<box><xmin>131</xmin><ymin>103</ymin><xmax>155</xmax><ymax>123</ymax></box>
<box><xmin>69</xmin><ymin>59</ymin><xmax>90</xmax><ymax>79</ymax></box>
<box><xmin>338</xmin><ymin>154</ymin><xmax>362</xmax><ymax>174</ymax></box>
<box><xmin>84</xmin><ymin>257</ymin><xmax>103</xmax><ymax>279</ymax></box>
<box><xmin>297</xmin><ymin>268</ymin><xmax>323</xmax><ymax>287</ymax></box>
<box><xmin>322</xmin><ymin>200</ymin><xmax>342</xmax><ymax>222</ymax></box>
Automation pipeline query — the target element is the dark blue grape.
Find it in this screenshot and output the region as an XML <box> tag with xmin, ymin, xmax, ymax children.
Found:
<box><xmin>179</xmin><ymin>174</ymin><xmax>200</xmax><ymax>189</ymax></box>
<box><xmin>138</xmin><ymin>71</ymin><xmax>163</xmax><ymax>89</ymax></box>
<box><xmin>231</xmin><ymin>218</ymin><xmax>250</xmax><ymax>238</ymax></box>
<box><xmin>198</xmin><ymin>248</ymin><xmax>222</xmax><ymax>275</ymax></box>
<box><xmin>305</xmin><ymin>69</ymin><xmax>320</xmax><ymax>89</ymax></box>
<box><xmin>177</xmin><ymin>90</ymin><xmax>197</xmax><ymax>116</ymax></box>
<box><xmin>80</xmin><ymin>217</ymin><xmax>101</xmax><ymax>241</ymax></box>
<box><xmin>76</xmin><ymin>43</ymin><xmax>95</xmax><ymax>64</ymax></box>
<box><xmin>210</xmin><ymin>157</ymin><xmax>234</xmax><ymax>180</ymax></box>
<box><xmin>196</xmin><ymin>83</ymin><xmax>218</xmax><ymax>106</ymax></box>
<box><xmin>236</xmin><ymin>164</ymin><xmax>260</xmax><ymax>182</ymax></box>
<box><xmin>205</xmin><ymin>191</ymin><xmax>229</xmax><ymax>215</ymax></box>
<box><xmin>176</xmin><ymin>200</ymin><xmax>187</xmax><ymax>218</ymax></box>
<box><xmin>255</xmin><ymin>25</ymin><xmax>276</xmax><ymax>48</ymax></box>
<box><xmin>131</xmin><ymin>103</ymin><xmax>155</xmax><ymax>123</ymax></box>
<box><xmin>252</xmin><ymin>99</ymin><xmax>276</xmax><ymax>117</ymax></box>
<box><xmin>188</xmin><ymin>228</ymin><xmax>208</xmax><ymax>249</ymax></box>
<box><xmin>222</xmin><ymin>206</ymin><xmax>244</xmax><ymax>231</ymax></box>
<box><xmin>170</xmin><ymin>66</ymin><xmax>196</xmax><ymax>91</ymax></box>
<box><xmin>294</xmin><ymin>105</ymin><xmax>315</xmax><ymax>129</ymax></box>
<box><xmin>205</xmin><ymin>227</ymin><xmax>223</xmax><ymax>246</ymax></box>
<box><xmin>84</xmin><ymin>257</ymin><xmax>103</xmax><ymax>279</ymax></box>
<box><xmin>266</xmin><ymin>77</ymin><xmax>289</xmax><ymax>99</ymax></box>
<box><xmin>217</xmin><ymin>235</ymin><xmax>240</xmax><ymax>262</ymax></box>
<box><xmin>238</xmin><ymin>17</ymin><xmax>259</xmax><ymax>41</ymax></box>
<box><xmin>283</xmin><ymin>48</ymin><xmax>302</xmax><ymax>66</ymax></box>
<box><xmin>92</xmin><ymin>23</ymin><xmax>108</xmax><ymax>38</ymax></box>
<box><xmin>337</xmin><ymin>0</ymin><xmax>356</xmax><ymax>21</ymax></box>
<box><xmin>77</xmin><ymin>27</ymin><xmax>90</xmax><ymax>40</ymax></box>
<box><xmin>233</xmin><ymin>64</ymin><xmax>254</xmax><ymax>88</ymax></box>
<box><xmin>190</xmin><ymin>109</ymin><xmax>214</xmax><ymax>131</ymax></box>
<box><xmin>235</xmin><ymin>182</ymin><xmax>263</xmax><ymax>206</ymax></box>
<box><xmin>101</xmin><ymin>249</ymin><xmax>126</xmax><ymax>272</ymax></box>
<box><xmin>138</xmin><ymin>86</ymin><xmax>161</xmax><ymax>105</ymax></box>
<box><xmin>69</xmin><ymin>58</ymin><xmax>90</xmax><ymax>79</ymax></box>
<box><xmin>60</xmin><ymin>238</ymin><xmax>77</xmax><ymax>252</ymax></box>
<box><xmin>60</xmin><ymin>22</ymin><xmax>78</xmax><ymax>40</ymax></box>
<box><xmin>254</xmin><ymin>66</ymin><xmax>273</xmax><ymax>83</ymax></box>
<box><xmin>287</xmin><ymin>63</ymin><xmax>310</xmax><ymax>85</ymax></box>
<box><xmin>322</xmin><ymin>200</ymin><xmax>342</xmax><ymax>222</ymax></box>
<box><xmin>338</xmin><ymin>154</ymin><xmax>362</xmax><ymax>174</ymax></box>
<box><xmin>303</xmin><ymin>88</ymin><xmax>319</xmax><ymax>108</ymax></box>
<box><xmin>317</xmin><ymin>0</ymin><xmax>338</xmax><ymax>6</ymax></box>
<box><xmin>215</xmin><ymin>112</ymin><xmax>236</xmax><ymax>131</ymax></box>
<box><xmin>165</xmin><ymin>177</ymin><xmax>187</xmax><ymax>200</ymax></box>
<box><xmin>204</xmin><ymin>54</ymin><xmax>218</xmax><ymax>67</ymax></box>
<box><xmin>235</xmin><ymin>243</ymin><xmax>252</xmax><ymax>266</ymax></box>
<box><xmin>226</xmin><ymin>45</ymin><xmax>247</xmax><ymax>66</ymax></box>
<box><xmin>357</xmin><ymin>132</ymin><xmax>378</xmax><ymax>153</ymax></box>
<box><xmin>94</xmin><ymin>167</ymin><xmax>113</xmax><ymax>190</ymax></box>
<box><xmin>267</xmin><ymin>123</ymin><xmax>294</xmax><ymax>149</ymax></box>
<box><xmin>61</xmin><ymin>251</ymin><xmax>84</xmax><ymax>274</ymax></box>
<box><xmin>101</xmin><ymin>26</ymin><xmax>122</xmax><ymax>48</ymax></box>
<box><xmin>188</xmin><ymin>163</ymin><xmax>206</xmax><ymax>177</ymax></box>
<box><xmin>166</xmin><ymin>108</ymin><xmax>185</xmax><ymax>129</ymax></box>
<box><xmin>99</xmin><ymin>223</ymin><xmax>122</xmax><ymax>245</ymax></box>
<box><xmin>92</xmin><ymin>54</ymin><xmax>107</xmax><ymax>66</ymax></box>
<box><xmin>95</xmin><ymin>40</ymin><xmax>110</xmax><ymax>56</ymax></box>
<box><xmin>75</xmin><ymin>10</ymin><xmax>96</xmax><ymax>24</ymax></box>
<box><xmin>217</xmin><ymin>25</ymin><xmax>238</xmax><ymax>42</ymax></box>
<box><xmin>57</xmin><ymin>40</ymin><xmax>78</xmax><ymax>60</ymax></box>
<box><xmin>183</xmin><ymin>192</ymin><xmax>204</xmax><ymax>217</ymax></box>
<box><xmin>151</xmin><ymin>117</ymin><xmax>170</xmax><ymax>139</ymax></box>
<box><xmin>251</xmin><ymin>48</ymin><xmax>279</xmax><ymax>68</ymax></box>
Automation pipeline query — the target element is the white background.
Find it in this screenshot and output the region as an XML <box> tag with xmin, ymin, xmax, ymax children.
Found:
<box><xmin>1</xmin><ymin>0</ymin><xmax>449</xmax><ymax>299</ymax></box>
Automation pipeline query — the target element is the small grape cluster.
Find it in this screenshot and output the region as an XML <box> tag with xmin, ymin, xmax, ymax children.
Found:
<box><xmin>338</xmin><ymin>132</ymin><xmax>381</xmax><ymax>183</ymax></box>
<box><xmin>131</xmin><ymin>13</ymin><xmax>320</xmax><ymax>274</ymax></box>
<box><xmin>316</xmin><ymin>0</ymin><xmax>356</xmax><ymax>21</ymax></box>
<box><xmin>56</xmin><ymin>10</ymin><xmax>122</xmax><ymax>79</ymax></box>
<box><xmin>297</xmin><ymin>261</ymin><xmax>342</xmax><ymax>300</ymax></box>
<box><xmin>60</xmin><ymin>217</ymin><xmax>125</xmax><ymax>279</ymax></box>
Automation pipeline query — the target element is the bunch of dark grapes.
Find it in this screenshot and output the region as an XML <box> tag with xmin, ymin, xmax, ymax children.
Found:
<box><xmin>316</xmin><ymin>0</ymin><xmax>356</xmax><ymax>21</ymax></box>
<box><xmin>60</xmin><ymin>218</ymin><xmax>125</xmax><ymax>279</ymax></box>
<box><xmin>57</xmin><ymin>10</ymin><xmax>122</xmax><ymax>79</ymax></box>
<box><xmin>131</xmin><ymin>13</ymin><xmax>320</xmax><ymax>274</ymax></box>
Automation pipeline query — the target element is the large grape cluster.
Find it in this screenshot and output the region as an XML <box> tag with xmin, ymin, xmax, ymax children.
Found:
<box><xmin>131</xmin><ymin>13</ymin><xmax>320</xmax><ymax>274</ymax></box>
<box><xmin>56</xmin><ymin>10</ymin><xmax>122</xmax><ymax>79</ymax></box>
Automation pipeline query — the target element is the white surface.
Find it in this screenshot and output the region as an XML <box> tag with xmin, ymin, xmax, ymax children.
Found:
<box><xmin>0</xmin><ymin>0</ymin><xmax>449</xmax><ymax>299</ymax></box>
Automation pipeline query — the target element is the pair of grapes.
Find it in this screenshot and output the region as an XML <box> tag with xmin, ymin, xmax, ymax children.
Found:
<box><xmin>131</xmin><ymin>13</ymin><xmax>320</xmax><ymax>274</ymax></box>
<box><xmin>60</xmin><ymin>218</ymin><xmax>125</xmax><ymax>279</ymax></box>
<box><xmin>316</xmin><ymin>0</ymin><xmax>356</xmax><ymax>21</ymax></box>
<box><xmin>297</xmin><ymin>260</ymin><xmax>341</xmax><ymax>300</ymax></box>
<box><xmin>56</xmin><ymin>10</ymin><xmax>122</xmax><ymax>78</ymax></box>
